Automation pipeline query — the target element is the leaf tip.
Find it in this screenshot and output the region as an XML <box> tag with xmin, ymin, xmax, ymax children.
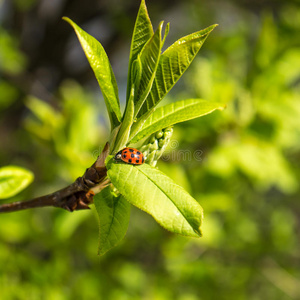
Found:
<box><xmin>158</xmin><ymin>20</ymin><xmax>165</xmax><ymax>31</ymax></box>
<box><xmin>212</xmin><ymin>102</ymin><xmax>227</xmax><ymax>112</ymax></box>
<box><xmin>199</xmin><ymin>24</ymin><xmax>219</xmax><ymax>38</ymax></box>
<box><xmin>194</xmin><ymin>228</ymin><xmax>203</xmax><ymax>237</ymax></box>
<box><xmin>62</xmin><ymin>17</ymin><xmax>78</xmax><ymax>31</ymax></box>
<box><xmin>62</xmin><ymin>17</ymin><xmax>76</xmax><ymax>29</ymax></box>
<box><xmin>62</xmin><ymin>16</ymin><xmax>71</xmax><ymax>23</ymax></box>
<box><xmin>218</xmin><ymin>103</ymin><xmax>227</xmax><ymax>111</ymax></box>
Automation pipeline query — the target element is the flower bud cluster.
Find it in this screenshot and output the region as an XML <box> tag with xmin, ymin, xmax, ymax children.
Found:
<box><xmin>140</xmin><ymin>127</ymin><xmax>173</xmax><ymax>167</ymax></box>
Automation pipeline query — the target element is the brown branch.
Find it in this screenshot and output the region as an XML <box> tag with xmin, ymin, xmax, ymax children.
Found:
<box><xmin>0</xmin><ymin>143</ymin><xmax>111</xmax><ymax>213</ymax></box>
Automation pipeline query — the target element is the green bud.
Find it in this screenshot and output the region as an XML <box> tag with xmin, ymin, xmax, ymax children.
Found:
<box><xmin>149</xmin><ymin>140</ymin><xmax>159</xmax><ymax>151</ymax></box>
<box><xmin>155</xmin><ymin>131</ymin><xmax>164</xmax><ymax>139</ymax></box>
<box><xmin>158</xmin><ymin>139</ymin><xmax>165</xmax><ymax>148</ymax></box>
<box><xmin>164</xmin><ymin>128</ymin><xmax>173</xmax><ymax>139</ymax></box>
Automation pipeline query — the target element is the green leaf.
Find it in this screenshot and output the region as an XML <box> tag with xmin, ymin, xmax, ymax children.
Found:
<box><xmin>63</xmin><ymin>17</ymin><xmax>122</xmax><ymax>130</ymax></box>
<box><xmin>106</xmin><ymin>157</ymin><xmax>203</xmax><ymax>237</ymax></box>
<box><xmin>113</xmin><ymin>87</ymin><xmax>135</xmax><ymax>152</ymax></box>
<box><xmin>134</xmin><ymin>22</ymin><xmax>164</xmax><ymax>117</ymax></box>
<box><xmin>94</xmin><ymin>186</ymin><xmax>131</xmax><ymax>255</ymax></box>
<box><xmin>0</xmin><ymin>166</ymin><xmax>34</xmax><ymax>199</ymax></box>
<box><xmin>130</xmin><ymin>99</ymin><xmax>225</xmax><ymax>143</ymax></box>
<box><xmin>138</xmin><ymin>24</ymin><xmax>218</xmax><ymax>117</ymax></box>
<box><xmin>127</xmin><ymin>0</ymin><xmax>153</xmax><ymax>101</ymax></box>
<box><xmin>162</xmin><ymin>22</ymin><xmax>170</xmax><ymax>47</ymax></box>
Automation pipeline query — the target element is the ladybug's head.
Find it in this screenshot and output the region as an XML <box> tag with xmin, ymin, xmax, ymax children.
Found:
<box><xmin>114</xmin><ymin>150</ymin><xmax>123</xmax><ymax>161</ymax></box>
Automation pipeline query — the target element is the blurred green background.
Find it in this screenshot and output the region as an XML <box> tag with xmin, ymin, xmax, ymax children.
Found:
<box><xmin>1</xmin><ymin>0</ymin><xmax>300</xmax><ymax>299</ymax></box>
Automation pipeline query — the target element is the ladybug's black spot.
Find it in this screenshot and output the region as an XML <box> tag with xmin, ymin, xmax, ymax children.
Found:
<box><xmin>129</xmin><ymin>149</ymin><xmax>134</xmax><ymax>152</ymax></box>
<box><xmin>142</xmin><ymin>157</ymin><xmax>145</xmax><ymax>163</ymax></box>
<box><xmin>136</xmin><ymin>160</ymin><xmax>139</xmax><ymax>163</ymax></box>
<box><xmin>128</xmin><ymin>159</ymin><xmax>132</xmax><ymax>163</ymax></box>
<box><xmin>124</xmin><ymin>151</ymin><xmax>127</xmax><ymax>154</ymax></box>
<box><xmin>137</xmin><ymin>151</ymin><xmax>141</xmax><ymax>155</ymax></box>
<box><xmin>123</xmin><ymin>154</ymin><xmax>126</xmax><ymax>158</ymax></box>
<box><xmin>131</xmin><ymin>153</ymin><xmax>135</xmax><ymax>158</ymax></box>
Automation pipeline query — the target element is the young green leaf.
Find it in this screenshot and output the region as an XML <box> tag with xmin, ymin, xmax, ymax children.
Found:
<box><xmin>63</xmin><ymin>17</ymin><xmax>122</xmax><ymax>130</ymax></box>
<box><xmin>113</xmin><ymin>87</ymin><xmax>135</xmax><ymax>152</ymax></box>
<box><xmin>94</xmin><ymin>186</ymin><xmax>131</xmax><ymax>255</ymax></box>
<box><xmin>127</xmin><ymin>0</ymin><xmax>154</xmax><ymax>101</ymax></box>
<box><xmin>138</xmin><ymin>24</ymin><xmax>218</xmax><ymax>117</ymax></box>
<box><xmin>0</xmin><ymin>166</ymin><xmax>34</xmax><ymax>199</ymax></box>
<box><xmin>106</xmin><ymin>157</ymin><xmax>203</xmax><ymax>237</ymax></box>
<box><xmin>130</xmin><ymin>99</ymin><xmax>225</xmax><ymax>143</ymax></box>
<box><xmin>134</xmin><ymin>21</ymin><xmax>164</xmax><ymax>116</ymax></box>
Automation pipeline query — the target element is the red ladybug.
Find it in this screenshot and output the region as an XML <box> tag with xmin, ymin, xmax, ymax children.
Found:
<box><xmin>114</xmin><ymin>147</ymin><xmax>144</xmax><ymax>165</ymax></box>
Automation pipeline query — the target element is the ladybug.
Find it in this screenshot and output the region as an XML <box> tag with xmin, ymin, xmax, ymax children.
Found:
<box><xmin>114</xmin><ymin>147</ymin><xmax>145</xmax><ymax>165</ymax></box>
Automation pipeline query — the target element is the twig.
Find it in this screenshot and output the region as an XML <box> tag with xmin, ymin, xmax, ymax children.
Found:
<box><xmin>0</xmin><ymin>143</ymin><xmax>111</xmax><ymax>213</ymax></box>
